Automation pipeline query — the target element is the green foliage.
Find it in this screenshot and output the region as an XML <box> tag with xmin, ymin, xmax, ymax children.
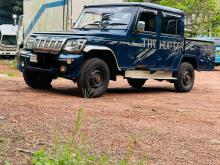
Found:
<box><xmin>5</xmin><ymin>161</ymin><xmax>11</xmax><ymax>165</ymax></box>
<box><xmin>0</xmin><ymin>59</ymin><xmax>17</xmax><ymax>68</ymax></box>
<box><xmin>12</xmin><ymin>0</ymin><xmax>23</xmax><ymax>15</ymax></box>
<box><xmin>82</xmin><ymin>88</ymin><xmax>94</xmax><ymax>98</ymax></box>
<box><xmin>32</xmin><ymin>109</ymin><xmax>148</xmax><ymax>165</ymax></box>
<box><xmin>0</xmin><ymin>137</ymin><xmax>10</xmax><ymax>165</ymax></box>
<box><xmin>0</xmin><ymin>137</ymin><xmax>7</xmax><ymax>158</ymax></box>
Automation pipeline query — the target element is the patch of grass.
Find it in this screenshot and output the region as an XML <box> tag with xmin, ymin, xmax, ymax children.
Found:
<box><xmin>32</xmin><ymin>109</ymin><xmax>148</xmax><ymax>165</ymax></box>
<box><xmin>5</xmin><ymin>161</ymin><xmax>10</xmax><ymax>165</ymax></box>
<box><xmin>0</xmin><ymin>137</ymin><xmax>8</xmax><ymax>159</ymax></box>
<box><xmin>0</xmin><ymin>72</ymin><xmax>16</xmax><ymax>77</ymax></box>
<box><xmin>82</xmin><ymin>88</ymin><xmax>94</xmax><ymax>98</ymax></box>
<box><xmin>0</xmin><ymin>59</ymin><xmax>18</xmax><ymax>77</ymax></box>
<box><xmin>9</xmin><ymin>60</ymin><xmax>17</xmax><ymax>68</ymax></box>
<box><xmin>0</xmin><ymin>59</ymin><xmax>17</xmax><ymax>68</ymax></box>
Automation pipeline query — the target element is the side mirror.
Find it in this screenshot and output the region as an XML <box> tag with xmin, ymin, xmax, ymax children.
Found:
<box><xmin>137</xmin><ymin>21</ymin><xmax>145</xmax><ymax>33</ymax></box>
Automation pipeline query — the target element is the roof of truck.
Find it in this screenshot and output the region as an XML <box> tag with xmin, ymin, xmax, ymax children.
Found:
<box><xmin>0</xmin><ymin>24</ymin><xmax>17</xmax><ymax>35</ymax></box>
<box><xmin>85</xmin><ymin>2</ymin><xmax>184</xmax><ymax>15</ymax></box>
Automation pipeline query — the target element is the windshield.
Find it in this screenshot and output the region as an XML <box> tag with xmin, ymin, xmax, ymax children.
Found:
<box><xmin>74</xmin><ymin>6</ymin><xmax>136</xmax><ymax>30</ymax></box>
<box><xmin>2</xmin><ymin>35</ymin><xmax>17</xmax><ymax>45</ymax></box>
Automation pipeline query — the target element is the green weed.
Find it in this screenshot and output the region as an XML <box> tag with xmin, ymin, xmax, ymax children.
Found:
<box><xmin>0</xmin><ymin>137</ymin><xmax>10</xmax><ymax>165</ymax></box>
<box><xmin>0</xmin><ymin>137</ymin><xmax>7</xmax><ymax>158</ymax></box>
<box><xmin>0</xmin><ymin>72</ymin><xmax>16</xmax><ymax>77</ymax></box>
<box><xmin>82</xmin><ymin>88</ymin><xmax>95</xmax><ymax>98</ymax></box>
<box><xmin>0</xmin><ymin>59</ymin><xmax>17</xmax><ymax>68</ymax></box>
<box><xmin>32</xmin><ymin>109</ymin><xmax>148</xmax><ymax>165</ymax></box>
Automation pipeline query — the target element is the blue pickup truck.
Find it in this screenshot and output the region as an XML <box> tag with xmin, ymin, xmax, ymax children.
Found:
<box><xmin>18</xmin><ymin>3</ymin><xmax>215</xmax><ymax>97</ymax></box>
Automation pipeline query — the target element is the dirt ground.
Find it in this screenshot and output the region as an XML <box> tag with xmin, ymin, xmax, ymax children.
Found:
<box><xmin>0</xmin><ymin>62</ymin><xmax>220</xmax><ymax>165</ymax></box>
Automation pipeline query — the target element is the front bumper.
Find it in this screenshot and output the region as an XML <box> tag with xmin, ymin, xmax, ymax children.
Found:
<box><xmin>0</xmin><ymin>50</ymin><xmax>17</xmax><ymax>56</ymax></box>
<box><xmin>17</xmin><ymin>50</ymin><xmax>84</xmax><ymax>79</ymax></box>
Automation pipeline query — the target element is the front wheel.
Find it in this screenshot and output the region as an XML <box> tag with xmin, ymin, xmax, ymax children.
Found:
<box><xmin>127</xmin><ymin>78</ymin><xmax>146</xmax><ymax>89</ymax></box>
<box><xmin>77</xmin><ymin>58</ymin><xmax>110</xmax><ymax>98</ymax></box>
<box><xmin>174</xmin><ymin>62</ymin><xmax>195</xmax><ymax>92</ymax></box>
<box><xmin>23</xmin><ymin>71</ymin><xmax>53</xmax><ymax>89</ymax></box>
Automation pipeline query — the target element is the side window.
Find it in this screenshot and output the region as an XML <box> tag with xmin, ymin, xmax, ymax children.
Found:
<box><xmin>139</xmin><ymin>11</ymin><xmax>157</xmax><ymax>32</ymax></box>
<box><xmin>161</xmin><ymin>14</ymin><xmax>181</xmax><ymax>35</ymax></box>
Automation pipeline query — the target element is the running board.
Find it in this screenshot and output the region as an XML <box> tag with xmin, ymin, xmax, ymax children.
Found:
<box><xmin>125</xmin><ymin>70</ymin><xmax>177</xmax><ymax>80</ymax></box>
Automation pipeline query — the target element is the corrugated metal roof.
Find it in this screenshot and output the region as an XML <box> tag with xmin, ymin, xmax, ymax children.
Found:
<box><xmin>86</xmin><ymin>2</ymin><xmax>184</xmax><ymax>15</ymax></box>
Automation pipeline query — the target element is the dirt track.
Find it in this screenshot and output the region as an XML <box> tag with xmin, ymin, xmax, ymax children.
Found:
<box><xmin>0</xmin><ymin>64</ymin><xmax>220</xmax><ymax>165</ymax></box>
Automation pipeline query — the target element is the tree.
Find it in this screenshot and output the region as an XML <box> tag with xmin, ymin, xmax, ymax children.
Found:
<box><xmin>12</xmin><ymin>0</ymin><xmax>23</xmax><ymax>15</ymax></box>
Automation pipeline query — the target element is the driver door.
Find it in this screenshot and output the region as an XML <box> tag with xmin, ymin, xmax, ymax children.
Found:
<box><xmin>130</xmin><ymin>8</ymin><xmax>159</xmax><ymax>69</ymax></box>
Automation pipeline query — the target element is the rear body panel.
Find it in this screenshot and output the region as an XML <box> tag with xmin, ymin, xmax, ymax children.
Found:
<box><xmin>194</xmin><ymin>37</ymin><xmax>220</xmax><ymax>65</ymax></box>
<box><xmin>184</xmin><ymin>39</ymin><xmax>215</xmax><ymax>70</ymax></box>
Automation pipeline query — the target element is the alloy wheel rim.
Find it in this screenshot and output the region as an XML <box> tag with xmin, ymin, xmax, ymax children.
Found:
<box><xmin>183</xmin><ymin>71</ymin><xmax>192</xmax><ymax>86</ymax></box>
<box><xmin>89</xmin><ymin>69</ymin><xmax>104</xmax><ymax>88</ymax></box>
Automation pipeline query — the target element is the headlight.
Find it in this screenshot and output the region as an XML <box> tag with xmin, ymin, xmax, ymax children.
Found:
<box><xmin>25</xmin><ymin>36</ymin><xmax>36</xmax><ymax>49</ymax></box>
<box><xmin>63</xmin><ymin>39</ymin><xmax>87</xmax><ymax>53</ymax></box>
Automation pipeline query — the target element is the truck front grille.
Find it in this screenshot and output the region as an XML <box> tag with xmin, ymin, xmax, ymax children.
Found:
<box><xmin>33</xmin><ymin>36</ymin><xmax>66</xmax><ymax>54</ymax></box>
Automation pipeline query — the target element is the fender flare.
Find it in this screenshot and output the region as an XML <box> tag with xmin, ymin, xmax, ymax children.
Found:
<box><xmin>83</xmin><ymin>45</ymin><xmax>121</xmax><ymax>71</ymax></box>
<box><xmin>178</xmin><ymin>54</ymin><xmax>198</xmax><ymax>70</ymax></box>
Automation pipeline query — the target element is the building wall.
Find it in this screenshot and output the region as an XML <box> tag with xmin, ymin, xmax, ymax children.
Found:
<box><xmin>23</xmin><ymin>0</ymin><xmax>124</xmax><ymax>37</ymax></box>
<box><xmin>23</xmin><ymin>0</ymin><xmax>67</xmax><ymax>37</ymax></box>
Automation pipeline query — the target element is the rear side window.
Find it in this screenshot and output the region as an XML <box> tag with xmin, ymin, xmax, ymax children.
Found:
<box><xmin>139</xmin><ymin>11</ymin><xmax>157</xmax><ymax>32</ymax></box>
<box><xmin>161</xmin><ymin>13</ymin><xmax>181</xmax><ymax>35</ymax></box>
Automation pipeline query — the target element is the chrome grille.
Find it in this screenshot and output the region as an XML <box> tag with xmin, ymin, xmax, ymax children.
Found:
<box><xmin>33</xmin><ymin>36</ymin><xmax>66</xmax><ymax>54</ymax></box>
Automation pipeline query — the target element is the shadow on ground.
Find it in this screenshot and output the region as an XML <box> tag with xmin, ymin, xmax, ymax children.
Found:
<box><xmin>39</xmin><ymin>86</ymin><xmax>176</xmax><ymax>98</ymax></box>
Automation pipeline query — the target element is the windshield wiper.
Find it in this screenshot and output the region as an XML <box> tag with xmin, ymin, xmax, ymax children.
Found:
<box><xmin>101</xmin><ymin>23</ymin><xmax>128</xmax><ymax>30</ymax></box>
<box><xmin>80</xmin><ymin>23</ymin><xmax>101</xmax><ymax>30</ymax></box>
<box><xmin>80</xmin><ymin>22</ymin><xmax>127</xmax><ymax>30</ymax></box>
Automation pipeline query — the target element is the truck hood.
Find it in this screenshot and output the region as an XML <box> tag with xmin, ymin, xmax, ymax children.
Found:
<box><xmin>33</xmin><ymin>29</ymin><xmax>128</xmax><ymax>40</ymax></box>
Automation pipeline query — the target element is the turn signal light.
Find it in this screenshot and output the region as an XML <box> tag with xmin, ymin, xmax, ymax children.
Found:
<box><xmin>60</xmin><ymin>66</ymin><xmax>67</xmax><ymax>73</ymax></box>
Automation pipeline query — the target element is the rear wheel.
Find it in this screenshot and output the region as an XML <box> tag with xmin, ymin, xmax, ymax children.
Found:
<box><xmin>77</xmin><ymin>58</ymin><xmax>110</xmax><ymax>98</ymax></box>
<box><xmin>23</xmin><ymin>71</ymin><xmax>53</xmax><ymax>89</ymax></box>
<box><xmin>174</xmin><ymin>62</ymin><xmax>195</xmax><ymax>92</ymax></box>
<box><xmin>127</xmin><ymin>78</ymin><xmax>146</xmax><ymax>89</ymax></box>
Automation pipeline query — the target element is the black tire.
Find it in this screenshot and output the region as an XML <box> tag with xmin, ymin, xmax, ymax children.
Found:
<box><xmin>23</xmin><ymin>71</ymin><xmax>53</xmax><ymax>89</ymax></box>
<box><xmin>77</xmin><ymin>58</ymin><xmax>110</xmax><ymax>98</ymax></box>
<box><xmin>127</xmin><ymin>78</ymin><xmax>146</xmax><ymax>89</ymax></box>
<box><xmin>174</xmin><ymin>62</ymin><xmax>195</xmax><ymax>92</ymax></box>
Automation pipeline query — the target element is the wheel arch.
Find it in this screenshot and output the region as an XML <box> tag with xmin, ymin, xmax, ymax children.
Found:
<box><xmin>83</xmin><ymin>46</ymin><xmax>120</xmax><ymax>81</ymax></box>
<box><xmin>180</xmin><ymin>55</ymin><xmax>198</xmax><ymax>70</ymax></box>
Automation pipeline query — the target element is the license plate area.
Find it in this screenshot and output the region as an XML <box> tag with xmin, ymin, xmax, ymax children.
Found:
<box><xmin>30</xmin><ymin>54</ymin><xmax>38</xmax><ymax>63</ymax></box>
